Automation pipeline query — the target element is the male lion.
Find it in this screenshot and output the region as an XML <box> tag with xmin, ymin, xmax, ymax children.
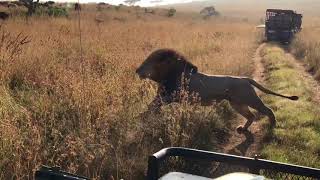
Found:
<box><xmin>136</xmin><ymin>49</ymin><xmax>298</xmax><ymax>133</ymax></box>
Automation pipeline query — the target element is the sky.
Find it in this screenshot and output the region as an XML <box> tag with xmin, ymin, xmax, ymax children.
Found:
<box><xmin>51</xmin><ymin>0</ymin><xmax>206</xmax><ymax>6</ymax></box>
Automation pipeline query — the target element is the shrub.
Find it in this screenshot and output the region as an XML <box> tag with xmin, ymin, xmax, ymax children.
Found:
<box><xmin>200</xmin><ymin>6</ymin><xmax>220</xmax><ymax>19</ymax></box>
<box><xmin>48</xmin><ymin>7</ymin><xmax>68</xmax><ymax>17</ymax></box>
<box><xmin>35</xmin><ymin>6</ymin><xmax>48</xmax><ymax>16</ymax></box>
<box><xmin>115</xmin><ymin>5</ymin><xmax>121</xmax><ymax>11</ymax></box>
<box><xmin>167</xmin><ymin>8</ymin><xmax>176</xmax><ymax>17</ymax></box>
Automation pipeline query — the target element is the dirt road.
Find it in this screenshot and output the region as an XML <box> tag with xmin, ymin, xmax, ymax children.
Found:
<box><xmin>223</xmin><ymin>42</ymin><xmax>320</xmax><ymax>158</ymax></box>
<box><xmin>223</xmin><ymin>43</ymin><xmax>267</xmax><ymax>157</ymax></box>
<box><xmin>284</xmin><ymin>50</ymin><xmax>320</xmax><ymax>104</ymax></box>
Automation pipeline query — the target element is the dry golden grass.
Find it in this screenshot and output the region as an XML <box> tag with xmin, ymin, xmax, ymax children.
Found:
<box><xmin>291</xmin><ymin>17</ymin><xmax>320</xmax><ymax>80</ymax></box>
<box><xmin>0</xmin><ymin>5</ymin><xmax>259</xmax><ymax>179</ymax></box>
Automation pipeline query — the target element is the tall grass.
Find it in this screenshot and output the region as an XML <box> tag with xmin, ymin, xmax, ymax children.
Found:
<box><xmin>291</xmin><ymin>18</ymin><xmax>320</xmax><ymax>80</ymax></box>
<box><xmin>0</xmin><ymin>6</ymin><xmax>258</xmax><ymax>179</ymax></box>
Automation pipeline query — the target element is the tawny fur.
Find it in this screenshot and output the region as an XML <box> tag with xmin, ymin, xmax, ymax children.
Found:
<box><xmin>136</xmin><ymin>49</ymin><xmax>298</xmax><ymax>132</ymax></box>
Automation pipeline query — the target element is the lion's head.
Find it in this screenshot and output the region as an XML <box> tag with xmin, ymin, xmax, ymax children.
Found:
<box><xmin>136</xmin><ymin>49</ymin><xmax>198</xmax><ymax>84</ymax></box>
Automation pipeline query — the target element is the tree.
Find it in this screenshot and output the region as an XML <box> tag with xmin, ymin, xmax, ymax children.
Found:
<box><xmin>167</xmin><ymin>8</ymin><xmax>176</xmax><ymax>17</ymax></box>
<box><xmin>46</xmin><ymin>1</ymin><xmax>55</xmax><ymax>6</ymax></box>
<box><xmin>200</xmin><ymin>6</ymin><xmax>220</xmax><ymax>19</ymax></box>
<box><xmin>19</xmin><ymin>0</ymin><xmax>40</xmax><ymax>16</ymax></box>
<box><xmin>144</xmin><ymin>8</ymin><xmax>154</xmax><ymax>14</ymax></box>
<box><xmin>124</xmin><ymin>0</ymin><xmax>140</xmax><ymax>6</ymax></box>
<box><xmin>74</xmin><ymin>3</ymin><xmax>81</xmax><ymax>11</ymax></box>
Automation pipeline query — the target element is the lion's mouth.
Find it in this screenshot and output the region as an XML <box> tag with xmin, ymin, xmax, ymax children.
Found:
<box><xmin>136</xmin><ymin>71</ymin><xmax>147</xmax><ymax>79</ymax></box>
<box><xmin>138</xmin><ymin>74</ymin><xmax>146</xmax><ymax>79</ymax></box>
<box><xmin>138</xmin><ymin>73</ymin><xmax>150</xmax><ymax>79</ymax></box>
<box><xmin>136</xmin><ymin>67</ymin><xmax>151</xmax><ymax>79</ymax></box>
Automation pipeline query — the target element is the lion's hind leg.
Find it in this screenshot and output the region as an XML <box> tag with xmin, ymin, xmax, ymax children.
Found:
<box><xmin>247</xmin><ymin>97</ymin><xmax>276</xmax><ymax>128</ymax></box>
<box><xmin>230</xmin><ymin>103</ymin><xmax>256</xmax><ymax>133</ymax></box>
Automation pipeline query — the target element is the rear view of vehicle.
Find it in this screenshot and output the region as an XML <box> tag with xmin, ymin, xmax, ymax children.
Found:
<box><xmin>265</xmin><ymin>9</ymin><xmax>302</xmax><ymax>43</ymax></box>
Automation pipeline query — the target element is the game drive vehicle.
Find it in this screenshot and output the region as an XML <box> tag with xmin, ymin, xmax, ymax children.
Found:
<box><xmin>265</xmin><ymin>9</ymin><xmax>302</xmax><ymax>42</ymax></box>
<box><xmin>35</xmin><ymin>147</ymin><xmax>320</xmax><ymax>179</ymax></box>
<box><xmin>35</xmin><ymin>166</ymin><xmax>89</xmax><ymax>180</ymax></box>
<box><xmin>147</xmin><ymin>147</ymin><xmax>320</xmax><ymax>180</ymax></box>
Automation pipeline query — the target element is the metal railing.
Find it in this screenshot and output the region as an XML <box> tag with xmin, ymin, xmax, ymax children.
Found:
<box><xmin>35</xmin><ymin>166</ymin><xmax>89</xmax><ymax>180</ymax></box>
<box><xmin>147</xmin><ymin>147</ymin><xmax>320</xmax><ymax>180</ymax></box>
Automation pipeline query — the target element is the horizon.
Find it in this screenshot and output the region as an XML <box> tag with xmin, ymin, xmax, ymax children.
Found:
<box><xmin>46</xmin><ymin>0</ymin><xmax>207</xmax><ymax>6</ymax></box>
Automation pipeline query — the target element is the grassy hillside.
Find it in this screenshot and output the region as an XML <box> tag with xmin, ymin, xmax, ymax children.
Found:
<box><xmin>0</xmin><ymin>4</ymin><xmax>259</xmax><ymax>179</ymax></box>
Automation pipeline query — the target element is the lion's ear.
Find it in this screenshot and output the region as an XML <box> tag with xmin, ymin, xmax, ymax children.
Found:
<box><xmin>180</xmin><ymin>57</ymin><xmax>198</xmax><ymax>73</ymax></box>
<box><xmin>174</xmin><ymin>59</ymin><xmax>198</xmax><ymax>76</ymax></box>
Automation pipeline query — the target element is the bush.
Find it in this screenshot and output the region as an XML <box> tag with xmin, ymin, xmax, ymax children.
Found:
<box><xmin>115</xmin><ymin>5</ymin><xmax>121</xmax><ymax>11</ymax></box>
<box><xmin>48</xmin><ymin>7</ymin><xmax>68</xmax><ymax>17</ymax></box>
<box><xmin>200</xmin><ymin>6</ymin><xmax>220</xmax><ymax>19</ymax></box>
<box><xmin>167</xmin><ymin>8</ymin><xmax>176</xmax><ymax>17</ymax></box>
<box><xmin>35</xmin><ymin>6</ymin><xmax>48</xmax><ymax>16</ymax></box>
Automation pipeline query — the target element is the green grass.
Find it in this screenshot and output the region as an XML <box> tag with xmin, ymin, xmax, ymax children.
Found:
<box><xmin>261</xmin><ymin>45</ymin><xmax>320</xmax><ymax>168</ymax></box>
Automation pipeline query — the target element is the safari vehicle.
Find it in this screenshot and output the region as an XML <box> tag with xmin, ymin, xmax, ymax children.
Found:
<box><xmin>147</xmin><ymin>147</ymin><xmax>320</xmax><ymax>180</ymax></box>
<box><xmin>265</xmin><ymin>9</ymin><xmax>302</xmax><ymax>42</ymax></box>
<box><xmin>35</xmin><ymin>147</ymin><xmax>320</xmax><ymax>179</ymax></box>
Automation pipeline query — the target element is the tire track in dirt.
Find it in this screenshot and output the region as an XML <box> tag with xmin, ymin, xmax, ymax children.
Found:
<box><xmin>222</xmin><ymin>43</ymin><xmax>267</xmax><ymax>157</ymax></box>
<box><xmin>283</xmin><ymin>50</ymin><xmax>320</xmax><ymax>104</ymax></box>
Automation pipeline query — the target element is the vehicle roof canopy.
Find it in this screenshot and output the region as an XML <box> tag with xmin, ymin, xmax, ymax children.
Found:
<box><xmin>266</xmin><ymin>9</ymin><xmax>296</xmax><ymax>14</ymax></box>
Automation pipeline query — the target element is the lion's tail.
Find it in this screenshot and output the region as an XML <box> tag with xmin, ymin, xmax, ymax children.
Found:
<box><xmin>245</xmin><ymin>78</ymin><xmax>299</xmax><ymax>101</ymax></box>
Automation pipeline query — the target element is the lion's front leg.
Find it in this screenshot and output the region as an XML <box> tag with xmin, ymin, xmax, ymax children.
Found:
<box><xmin>138</xmin><ymin>97</ymin><xmax>161</xmax><ymax>121</ymax></box>
<box><xmin>146</xmin><ymin>94</ymin><xmax>165</xmax><ymax>113</ymax></box>
<box><xmin>230</xmin><ymin>102</ymin><xmax>256</xmax><ymax>134</ymax></box>
<box><xmin>141</xmin><ymin>87</ymin><xmax>171</xmax><ymax>118</ymax></box>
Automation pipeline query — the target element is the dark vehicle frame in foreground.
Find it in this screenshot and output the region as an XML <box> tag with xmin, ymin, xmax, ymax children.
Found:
<box><xmin>147</xmin><ymin>147</ymin><xmax>320</xmax><ymax>180</ymax></box>
<box><xmin>265</xmin><ymin>9</ymin><xmax>302</xmax><ymax>43</ymax></box>
<box><xmin>35</xmin><ymin>166</ymin><xmax>89</xmax><ymax>180</ymax></box>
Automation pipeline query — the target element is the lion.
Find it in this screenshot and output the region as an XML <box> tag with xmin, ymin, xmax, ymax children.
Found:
<box><xmin>136</xmin><ymin>49</ymin><xmax>299</xmax><ymax>133</ymax></box>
